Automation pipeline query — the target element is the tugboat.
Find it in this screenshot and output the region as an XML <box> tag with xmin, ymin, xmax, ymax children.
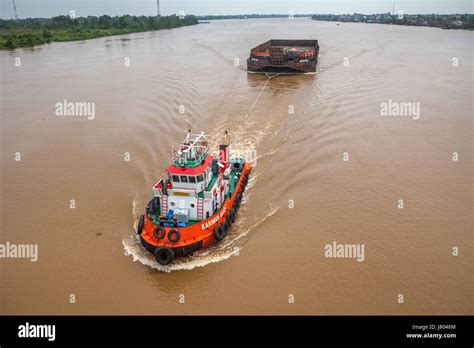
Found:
<box><xmin>137</xmin><ymin>130</ymin><xmax>251</xmax><ymax>265</ymax></box>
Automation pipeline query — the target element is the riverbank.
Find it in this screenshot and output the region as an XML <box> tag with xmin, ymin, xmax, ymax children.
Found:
<box><xmin>196</xmin><ymin>14</ymin><xmax>311</xmax><ymax>20</ymax></box>
<box><xmin>0</xmin><ymin>15</ymin><xmax>198</xmax><ymax>49</ymax></box>
<box><xmin>196</xmin><ymin>13</ymin><xmax>474</xmax><ymax>30</ymax></box>
<box><xmin>311</xmin><ymin>13</ymin><xmax>474</xmax><ymax>30</ymax></box>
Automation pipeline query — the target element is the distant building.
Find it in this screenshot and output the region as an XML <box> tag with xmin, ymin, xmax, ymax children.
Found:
<box><xmin>310</xmin><ymin>13</ymin><xmax>472</xmax><ymax>30</ymax></box>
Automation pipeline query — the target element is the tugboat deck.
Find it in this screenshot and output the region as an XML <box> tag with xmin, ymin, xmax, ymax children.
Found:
<box><xmin>151</xmin><ymin>169</ymin><xmax>241</xmax><ymax>227</ymax></box>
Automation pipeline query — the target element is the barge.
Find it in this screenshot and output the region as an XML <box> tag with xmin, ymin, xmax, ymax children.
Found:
<box><xmin>137</xmin><ymin>130</ymin><xmax>251</xmax><ymax>265</ymax></box>
<box><xmin>247</xmin><ymin>39</ymin><xmax>319</xmax><ymax>74</ymax></box>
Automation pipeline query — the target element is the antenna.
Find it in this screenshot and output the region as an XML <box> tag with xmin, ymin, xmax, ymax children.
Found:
<box><xmin>221</xmin><ymin>130</ymin><xmax>230</xmax><ymax>146</ymax></box>
<box><xmin>156</xmin><ymin>0</ymin><xmax>161</xmax><ymax>17</ymax></box>
<box><xmin>392</xmin><ymin>1</ymin><xmax>395</xmax><ymax>15</ymax></box>
<box><xmin>12</xmin><ymin>0</ymin><xmax>19</xmax><ymax>20</ymax></box>
<box><xmin>224</xmin><ymin>130</ymin><xmax>228</xmax><ymax>145</ymax></box>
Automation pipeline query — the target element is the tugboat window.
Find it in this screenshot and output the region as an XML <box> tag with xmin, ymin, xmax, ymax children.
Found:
<box><xmin>189</xmin><ymin>176</ymin><xmax>196</xmax><ymax>183</ymax></box>
<box><xmin>180</xmin><ymin>176</ymin><xmax>188</xmax><ymax>183</ymax></box>
<box><xmin>172</xmin><ymin>175</ymin><xmax>180</xmax><ymax>182</ymax></box>
<box><xmin>197</xmin><ymin>174</ymin><xmax>204</xmax><ymax>182</ymax></box>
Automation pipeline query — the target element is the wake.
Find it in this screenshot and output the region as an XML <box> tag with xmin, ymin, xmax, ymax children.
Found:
<box><xmin>123</xmin><ymin>197</ymin><xmax>279</xmax><ymax>272</ymax></box>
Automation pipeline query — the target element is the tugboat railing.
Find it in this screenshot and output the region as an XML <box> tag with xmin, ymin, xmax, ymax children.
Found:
<box><xmin>171</xmin><ymin>149</ymin><xmax>208</xmax><ymax>167</ymax></box>
<box><xmin>169</xmin><ymin>131</ymin><xmax>213</xmax><ymax>168</ymax></box>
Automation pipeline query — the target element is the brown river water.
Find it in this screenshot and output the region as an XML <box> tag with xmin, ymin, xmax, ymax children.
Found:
<box><xmin>1</xmin><ymin>19</ymin><xmax>472</xmax><ymax>315</ymax></box>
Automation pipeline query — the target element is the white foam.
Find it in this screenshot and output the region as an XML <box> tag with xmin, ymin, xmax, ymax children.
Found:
<box><xmin>226</xmin><ymin>204</ymin><xmax>279</xmax><ymax>244</ymax></box>
<box><xmin>122</xmin><ymin>234</ymin><xmax>241</xmax><ymax>273</ymax></box>
<box><xmin>132</xmin><ymin>199</ymin><xmax>137</xmax><ymax>217</ymax></box>
<box><xmin>123</xmin><ymin>204</ymin><xmax>280</xmax><ymax>272</ymax></box>
<box><xmin>256</xmin><ymin>149</ymin><xmax>277</xmax><ymax>160</ymax></box>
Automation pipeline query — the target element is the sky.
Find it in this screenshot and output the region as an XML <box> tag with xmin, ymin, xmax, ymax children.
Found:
<box><xmin>1</xmin><ymin>0</ymin><xmax>472</xmax><ymax>19</ymax></box>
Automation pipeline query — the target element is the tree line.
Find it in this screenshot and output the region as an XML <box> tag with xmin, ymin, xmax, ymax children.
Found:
<box><xmin>311</xmin><ymin>13</ymin><xmax>474</xmax><ymax>30</ymax></box>
<box><xmin>0</xmin><ymin>15</ymin><xmax>198</xmax><ymax>49</ymax></box>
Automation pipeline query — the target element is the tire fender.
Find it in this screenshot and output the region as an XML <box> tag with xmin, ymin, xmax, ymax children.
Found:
<box><xmin>153</xmin><ymin>226</ymin><xmax>165</xmax><ymax>240</ymax></box>
<box><xmin>137</xmin><ymin>215</ymin><xmax>145</xmax><ymax>235</ymax></box>
<box><xmin>213</xmin><ymin>225</ymin><xmax>224</xmax><ymax>241</ymax></box>
<box><xmin>168</xmin><ymin>229</ymin><xmax>180</xmax><ymax>243</ymax></box>
<box><xmin>155</xmin><ymin>246</ymin><xmax>175</xmax><ymax>265</ymax></box>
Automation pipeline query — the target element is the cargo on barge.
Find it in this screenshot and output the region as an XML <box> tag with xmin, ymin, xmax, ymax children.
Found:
<box><xmin>247</xmin><ymin>39</ymin><xmax>319</xmax><ymax>74</ymax></box>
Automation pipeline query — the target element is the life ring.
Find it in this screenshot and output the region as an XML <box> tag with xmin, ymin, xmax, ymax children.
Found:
<box><xmin>213</xmin><ymin>225</ymin><xmax>224</xmax><ymax>241</ymax></box>
<box><xmin>168</xmin><ymin>229</ymin><xmax>180</xmax><ymax>243</ymax></box>
<box><xmin>153</xmin><ymin>226</ymin><xmax>165</xmax><ymax>240</ymax></box>
<box><xmin>155</xmin><ymin>246</ymin><xmax>175</xmax><ymax>265</ymax></box>
<box><xmin>137</xmin><ymin>215</ymin><xmax>145</xmax><ymax>235</ymax></box>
